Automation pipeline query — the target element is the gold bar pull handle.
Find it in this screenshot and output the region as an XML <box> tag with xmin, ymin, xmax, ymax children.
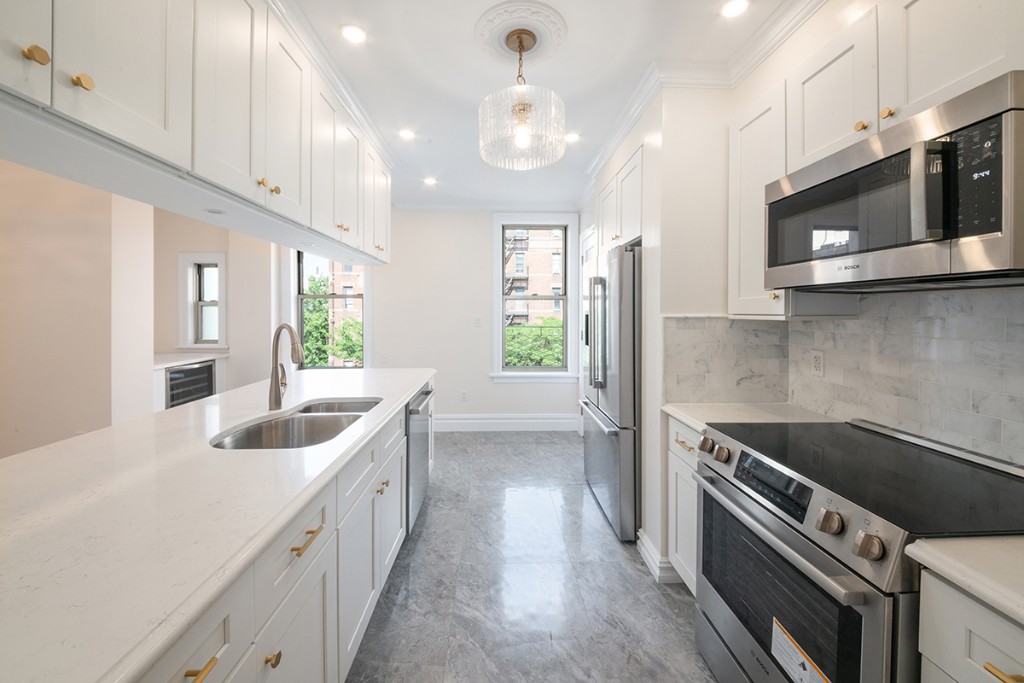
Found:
<box><xmin>264</xmin><ymin>651</ymin><xmax>283</xmax><ymax>669</ymax></box>
<box><xmin>184</xmin><ymin>656</ymin><xmax>219</xmax><ymax>682</ymax></box>
<box><xmin>985</xmin><ymin>662</ymin><xmax>1024</xmax><ymax>683</ymax></box>
<box><xmin>674</xmin><ymin>438</ymin><xmax>694</xmax><ymax>452</ymax></box>
<box><xmin>289</xmin><ymin>523</ymin><xmax>324</xmax><ymax>558</ymax></box>
<box><xmin>71</xmin><ymin>73</ymin><xmax>95</xmax><ymax>91</ymax></box>
<box><xmin>21</xmin><ymin>44</ymin><xmax>51</xmax><ymax>65</ymax></box>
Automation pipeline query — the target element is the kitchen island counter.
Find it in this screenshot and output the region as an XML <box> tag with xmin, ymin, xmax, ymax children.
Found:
<box><xmin>0</xmin><ymin>368</ymin><xmax>434</xmax><ymax>683</ymax></box>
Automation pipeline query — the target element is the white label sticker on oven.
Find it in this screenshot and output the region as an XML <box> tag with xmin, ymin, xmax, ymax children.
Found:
<box><xmin>771</xmin><ymin>618</ymin><xmax>831</xmax><ymax>683</ymax></box>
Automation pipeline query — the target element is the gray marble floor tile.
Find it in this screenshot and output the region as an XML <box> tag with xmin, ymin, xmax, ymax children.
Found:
<box><xmin>346</xmin><ymin>659</ymin><xmax>447</xmax><ymax>682</ymax></box>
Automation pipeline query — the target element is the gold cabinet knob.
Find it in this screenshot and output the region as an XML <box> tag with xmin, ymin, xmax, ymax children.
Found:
<box><xmin>184</xmin><ymin>656</ymin><xmax>219</xmax><ymax>682</ymax></box>
<box><xmin>382</xmin><ymin>479</ymin><xmax>391</xmax><ymax>487</ymax></box>
<box><xmin>257</xmin><ymin>177</ymin><xmax>269</xmax><ymax>188</ymax></box>
<box><xmin>270</xmin><ymin>185</ymin><xmax>281</xmax><ymax>195</ymax></box>
<box><xmin>611</xmin><ymin>234</ymin><xmax>620</xmax><ymax>241</ymax></box>
<box><xmin>880</xmin><ymin>106</ymin><xmax>896</xmax><ymax>119</ymax></box>
<box><xmin>21</xmin><ymin>44</ymin><xmax>51</xmax><ymax>65</ymax></box>
<box><xmin>337</xmin><ymin>223</ymin><xmax>351</xmax><ymax>232</ymax></box>
<box><xmin>264</xmin><ymin>651</ymin><xmax>283</xmax><ymax>669</ymax></box>
<box><xmin>376</xmin><ymin>486</ymin><xmax>385</xmax><ymax>495</ymax></box>
<box><xmin>71</xmin><ymin>73</ymin><xmax>95</xmax><ymax>91</ymax></box>
<box><xmin>854</xmin><ymin>120</ymin><xmax>869</xmax><ymax>132</ymax></box>
<box><xmin>769</xmin><ymin>292</ymin><xmax>780</xmax><ymax>300</ymax></box>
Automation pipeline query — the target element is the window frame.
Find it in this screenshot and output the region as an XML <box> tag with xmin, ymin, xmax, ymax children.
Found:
<box><xmin>296</xmin><ymin>252</ymin><xmax>366</xmax><ymax>369</ymax></box>
<box><xmin>178</xmin><ymin>253</ymin><xmax>227</xmax><ymax>349</ymax></box>
<box><xmin>491</xmin><ymin>213</ymin><xmax>579</xmax><ymax>383</ymax></box>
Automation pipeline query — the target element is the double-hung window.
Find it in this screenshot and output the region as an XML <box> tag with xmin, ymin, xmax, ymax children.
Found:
<box><xmin>298</xmin><ymin>252</ymin><xmax>365</xmax><ymax>368</ymax></box>
<box><xmin>194</xmin><ymin>264</ymin><xmax>219</xmax><ymax>343</ymax></box>
<box><xmin>178</xmin><ymin>252</ymin><xmax>226</xmax><ymax>348</ymax></box>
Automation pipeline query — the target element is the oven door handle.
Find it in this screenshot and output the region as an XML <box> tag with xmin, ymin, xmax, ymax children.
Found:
<box><xmin>696</xmin><ymin>472</ymin><xmax>866</xmax><ymax>607</ymax></box>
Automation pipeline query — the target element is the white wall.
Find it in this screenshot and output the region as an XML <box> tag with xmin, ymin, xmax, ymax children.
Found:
<box><xmin>371</xmin><ymin>210</ymin><xmax>579</xmax><ymax>428</ymax></box>
<box><xmin>111</xmin><ymin>196</ymin><xmax>155</xmax><ymax>425</ymax></box>
<box><xmin>0</xmin><ymin>160</ymin><xmax>113</xmax><ymax>458</ymax></box>
<box><xmin>152</xmin><ymin>210</ymin><xmax>274</xmax><ymax>391</ymax></box>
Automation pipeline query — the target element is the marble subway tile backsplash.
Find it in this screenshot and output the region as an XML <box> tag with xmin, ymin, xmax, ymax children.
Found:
<box><xmin>788</xmin><ymin>288</ymin><xmax>1024</xmax><ymax>465</ymax></box>
<box><xmin>664</xmin><ymin>317</ymin><xmax>789</xmax><ymax>403</ymax></box>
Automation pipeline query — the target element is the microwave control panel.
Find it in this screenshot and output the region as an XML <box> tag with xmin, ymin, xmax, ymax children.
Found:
<box><xmin>944</xmin><ymin>114</ymin><xmax>1003</xmax><ymax>237</ymax></box>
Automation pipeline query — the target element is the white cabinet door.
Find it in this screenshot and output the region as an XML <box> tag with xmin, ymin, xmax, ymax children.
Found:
<box><xmin>310</xmin><ymin>73</ymin><xmax>343</xmax><ymax>242</ymax></box>
<box><xmin>335</xmin><ymin>106</ymin><xmax>362</xmax><ymax>250</ymax></box>
<box><xmin>786</xmin><ymin>7</ymin><xmax>878</xmax><ymax>172</ymax></box>
<box><xmin>264</xmin><ymin>14</ymin><xmax>310</xmax><ymax>225</ymax></box>
<box><xmin>373</xmin><ymin>162</ymin><xmax>392</xmax><ymax>262</ymax></box>
<box><xmin>363</xmin><ymin>143</ymin><xmax>379</xmax><ymax>255</ymax></box>
<box><xmin>0</xmin><ymin>0</ymin><xmax>51</xmax><ymax>105</ymax></box>
<box><xmin>52</xmin><ymin>0</ymin><xmax>194</xmax><ymax>168</ymax></box>
<box><xmin>666</xmin><ymin>452</ymin><xmax>698</xmax><ymax>594</ymax></box>
<box><xmin>337</xmin><ymin>486</ymin><xmax>379</xmax><ymax>679</ymax></box>
<box><xmin>616</xmin><ymin>147</ymin><xmax>643</xmax><ymax>246</ymax></box>
<box><xmin>878</xmin><ymin>0</ymin><xmax>1024</xmax><ymax>129</ymax></box>
<box><xmin>255</xmin><ymin>534</ymin><xmax>338</xmax><ymax>683</ymax></box>
<box><xmin>193</xmin><ymin>0</ymin><xmax>267</xmax><ymax>203</ymax></box>
<box><xmin>728</xmin><ymin>86</ymin><xmax>786</xmax><ymax>318</ymax></box>
<box><xmin>597</xmin><ymin>176</ymin><xmax>617</xmax><ymax>251</ymax></box>
<box><xmin>378</xmin><ymin>448</ymin><xmax>406</xmax><ymax>582</ymax></box>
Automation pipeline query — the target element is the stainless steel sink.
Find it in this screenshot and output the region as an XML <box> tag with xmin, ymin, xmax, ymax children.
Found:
<box><xmin>297</xmin><ymin>398</ymin><xmax>381</xmax><ymax>414</ymax></box>
<box><xmin>211</xmin><ymin>413</ymin><xmax>362</xmax><ymax>450</ymax></box>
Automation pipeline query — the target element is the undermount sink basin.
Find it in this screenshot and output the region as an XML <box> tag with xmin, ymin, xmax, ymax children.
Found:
<box><xmin>297</xmin><ymin>398</ymin><xmax>381</xmax><ymax>414</ymax></box>
<box><xmin>211</xmin><ymin>413</ymin><xmax>362</xmax><ymax>450</ymax></box>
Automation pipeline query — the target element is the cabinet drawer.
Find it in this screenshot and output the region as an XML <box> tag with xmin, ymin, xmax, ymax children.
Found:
<box><xmin>920</xmin><ymin>570</ymin><xmax>1024</xmax><ymax>682</ymax></box>
<box><xmin>254</xmin><ymin>481</ymin><xmax>336</xmax><ymax>627</ymax></box>
<box><xmin>380</xmin><ymin>410</ymin><xmax>405</xmax><ymax>458</ymax></box>
<box><xmin>336</xmin><ymin>438</ymin><xmax>379</xmax><ymax>523</ymax></box>
<box><xmin>667</xmin><ymin>416</ymin><xmax>701</xmax><ymax>470</ymax></box>
<box><xmin>140</xmin><ymin>567</ymin><xmax>254</xmax><ymax>683</ymax></box>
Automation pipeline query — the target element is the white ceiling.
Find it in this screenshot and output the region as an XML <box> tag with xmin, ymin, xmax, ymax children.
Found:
<box><xmin>285</xmin><ymin>0</ymin><xmax>822</xmax><ymax>211</ymax></box>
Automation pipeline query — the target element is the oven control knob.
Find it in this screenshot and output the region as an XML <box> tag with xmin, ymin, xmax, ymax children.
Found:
<box><xmin>697</xmin><ymin>436</ymin><xmax>715</xmax><ymax>454</ymax></box>
<box><xmin>713</xmin><ymin>445</ymin><xmax>731</xmax><ymax>463</ymax></box>
<box><xmin>852</xmin><ymin>530</ymin><xmax>886</xmax><ymax>561</ymax></box>
<box><xmin>815</xmin><ymin>508</ymin><xmax>844</xmax><ymax>536</ymax></box>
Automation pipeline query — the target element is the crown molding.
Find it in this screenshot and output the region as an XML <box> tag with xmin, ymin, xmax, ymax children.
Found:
<box><xmin>269</xmin><ymin>0</ymin><xmax>397</xmax><ymax>169</ymax></box>
<box><xmin>393</xmin><ymin>201</ymin><xmax>579</xmax><ymax>213</ymax></box>
<box><xmin>727</xmin><ymin>0</ymin><xmax>828</xmax><ymax>84</ymax></box>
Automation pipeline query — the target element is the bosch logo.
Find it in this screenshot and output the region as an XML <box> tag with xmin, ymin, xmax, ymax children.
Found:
<box><xmin>838</xmin><ymin>264</ymin><xmax>860</xmax><ymax>271</ymax></box>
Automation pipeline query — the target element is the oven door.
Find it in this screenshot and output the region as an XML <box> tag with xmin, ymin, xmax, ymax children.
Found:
<box><xmin>695</xmin><ymin>465</ymin><xmax>892</xmax><ymax>683</ymax></box>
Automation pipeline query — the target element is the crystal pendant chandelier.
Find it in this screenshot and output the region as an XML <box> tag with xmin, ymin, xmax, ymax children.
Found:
<box><xmin>479</xmin><ymin>29</ymin><xmax>566</xmax><ymax>171</ymax></box>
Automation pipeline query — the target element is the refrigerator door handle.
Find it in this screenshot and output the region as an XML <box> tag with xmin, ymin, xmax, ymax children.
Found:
<box><xmin>580</xmin><ymin>400</ymin><xmax>619</xmax><ymax>436</ymax></box>
<box><xmin>591</xmin><ymin>276</ymin><xmax>606</xmax><ymax>388</ymax></box>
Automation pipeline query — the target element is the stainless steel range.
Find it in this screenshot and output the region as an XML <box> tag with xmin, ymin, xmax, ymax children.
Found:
<box><xmin>693</xmin><ymin>419</ymin><xmax>1024</xmax><ymax>683</ymax></box>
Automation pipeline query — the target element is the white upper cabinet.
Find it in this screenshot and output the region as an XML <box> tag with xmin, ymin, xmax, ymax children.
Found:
<box><xmin>728</xmin><ymin>85</ymin><xmax>786</xmax><ymax>318</ymax></box>
<box><xmin>0</xmin><ymin>0</ymin><xmax>52</xmax><ymax>105</ymax></box>
<box><xmin>264</xmin><ymin>14</ymin><xmax>311</xmax><ymax>225</ymax></box>
<box><xmin>311</xmin><ymin>73</ymin><xmax>343</xmax><ymax>242</ymax></box>
<box><xmin>785</xmin><ymin>7</ymin><xmax>878</xmax><ymax>173</ymax></box>
<box><xmin>335</xmin><ymin>100</ymin><xmax>363</xmax><ymax>250</ymax></box>
<box><xmin>877</xmin><ymin>0</ymin><xmax>1024</xmax><ymax>129</ymax></box>
<box><xmin>52</xmin><ymin>0</ymin><xmax>194</xmax><ymax>168</ymax></box>
<box><xmin>599</xmin><ymin>146</ymin><xmax>643</xmax><ymax>248</ymax></box>
<box><xmin>193</xmin><ymin>0</ymin><xmax>267</xmax><ymax>204</ymax></box>
<box><xmin>363</xmin><ymin>142</ymin><xmax>392</xmax><ymax>262</ymax></box>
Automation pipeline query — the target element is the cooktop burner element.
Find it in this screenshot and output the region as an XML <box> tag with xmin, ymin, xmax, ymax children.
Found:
<box><xmin>706</xmin><ymin>420</ymin><xmax>1024</xmax><ymax>537</ymax></box>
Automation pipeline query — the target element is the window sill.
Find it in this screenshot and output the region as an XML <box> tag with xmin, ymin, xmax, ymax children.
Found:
<box><xmin>490</xmin><ymin>372</ymin><xmax>579</xmax><ymax>384</ymax></box>
<box><xmin>175</xmin><ymin>344</ymin><xmax>229</xmax><ymax>351</ymax></box>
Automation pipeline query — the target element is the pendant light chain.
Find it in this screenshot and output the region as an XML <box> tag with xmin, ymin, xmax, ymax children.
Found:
<box><xmin>516</xmin><ymin>36</ymin><xmax>526</xmax><ymax>85</ymax></box>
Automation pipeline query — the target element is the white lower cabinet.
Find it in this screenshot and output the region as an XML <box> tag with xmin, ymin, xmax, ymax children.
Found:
<box><xmin>378</xmin><ymin>445</ymin><xmax>407</xmax><ymax>581</ymax></box>
<box><xmin>337</xmin><ymin>481</ymin><xmax>379</xmax><ymax>677</ymax></box>
<box><xmin>919</xmin><ymin>569</ymin><xmax>1024</xmax><ymax>682</ymax></box>
<box><xmin>666</xmin><ymin>416</ymin><xmax>700</xmax><ymax>595</ymax></box>
<box><xmin>254</xmin><ymin>533</ymin><xmax>338</xmax><ymax>683</ymax></box>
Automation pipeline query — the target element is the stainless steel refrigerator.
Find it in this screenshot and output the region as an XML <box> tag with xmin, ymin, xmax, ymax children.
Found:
<box><xmin>580</xmin><ymin>243</ymin><xmax>640</xmax><ymax>542</ymax></box>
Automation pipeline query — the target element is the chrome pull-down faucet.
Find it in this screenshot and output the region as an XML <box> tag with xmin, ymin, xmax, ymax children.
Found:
<box><xmin>269</xmin><ymin>323</ymin><xmax>304</xmax><ymax>410</ymax></box>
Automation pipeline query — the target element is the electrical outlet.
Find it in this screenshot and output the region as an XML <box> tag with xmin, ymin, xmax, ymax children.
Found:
<box><xmin>810</xmin><ymin>350</ymin><xmax>824</xmax><ymax>377</ymax></box>
<box><xmin>459</xmin><ymin>390</ymin><xmax>469</xmax><ymax>402</ymax></box>
<box><xmin>474</xmin><ymin>316</ymin><xmax>482</xmax><ymax>328</ymax></box>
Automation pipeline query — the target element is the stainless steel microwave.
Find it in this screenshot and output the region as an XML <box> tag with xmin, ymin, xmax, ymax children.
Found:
<box><xmin>765</xmin><ymin>72</ymin><xmax>1024</xmax><ymax>292</ymax></box>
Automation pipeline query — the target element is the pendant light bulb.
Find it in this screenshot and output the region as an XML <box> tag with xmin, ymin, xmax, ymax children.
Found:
<box><xmin>514</xmin><ymin>125</ymin><xmax>532</xmax><ymax>149</ymax></box>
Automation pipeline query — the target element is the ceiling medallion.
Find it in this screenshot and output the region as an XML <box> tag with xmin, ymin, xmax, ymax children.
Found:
<box><xmin>474</xmin><ymin>1</ymin><xmax>568</xmax><ymax>62</ymax></box>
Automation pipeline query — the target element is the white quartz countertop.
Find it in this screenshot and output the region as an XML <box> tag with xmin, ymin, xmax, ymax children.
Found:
<box><xmin>907</xmin><ymin>536</ymin><xmax>1024</xmax><ymax>627</ymax></box>
<box><xmin>662</xmin><ymin>402</ymin><xmax>836</xmax><ymax>433</ymax></box>
<box><xmin>0</xmin><ymin>368</ymin><xmax>434</xmax><ymax>683</ymax></box>
<box><xmin>153</xmin><ymin>351</ymin><xmax>229</xmax><ymax>369</ymax></box>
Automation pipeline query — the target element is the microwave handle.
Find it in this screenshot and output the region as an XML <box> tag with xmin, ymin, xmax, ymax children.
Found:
<box><xmin>696</xmin><ymin>471</ymin><xmax>866</xmax><ymax>607</ymax></box>
<box><xmin>909</xmin><ymin>140</ymin><xmax>955</xmax><ymax>242</ymax></box>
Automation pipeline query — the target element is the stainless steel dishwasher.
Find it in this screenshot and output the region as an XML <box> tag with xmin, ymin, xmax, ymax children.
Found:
<box><xmin>406</xmin><ymin>382</ymin><xmax>433</xmax><ymax>532</ymax></box>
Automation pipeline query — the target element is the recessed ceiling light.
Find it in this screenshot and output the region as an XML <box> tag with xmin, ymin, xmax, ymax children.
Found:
<box><xmin>423</xmin><ymin>177</ymin><xmax>437</xmax><ymax>186</ymax></box>
<box><xmin>565</xmin><ymin>132</ymin><xmax>580</xmax><ymax>143</ymax></box>
<box><xmin>721</xmin><ymin>0</ymin><xmax>749</xmax><ymax>17</ymax></box>
<box><xmin>341</xmin><ymin>25</ymin><xmax>367</xmax><ymax>44</ymax></box>
<box><xmin>399</xmin><ymin>129</ymin><xmax>415</xmax><ymax>140</ymax></box>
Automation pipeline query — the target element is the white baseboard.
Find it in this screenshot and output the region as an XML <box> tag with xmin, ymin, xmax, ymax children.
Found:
<box><xmin>434</xmin><ymin>413</ymin><xmax>579</xmax><ymax>432</ymax></box>
<box><xmin>637</xmin><ymin>529</ymin><xmax>682</xmax><ymax>584</ymax></box>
